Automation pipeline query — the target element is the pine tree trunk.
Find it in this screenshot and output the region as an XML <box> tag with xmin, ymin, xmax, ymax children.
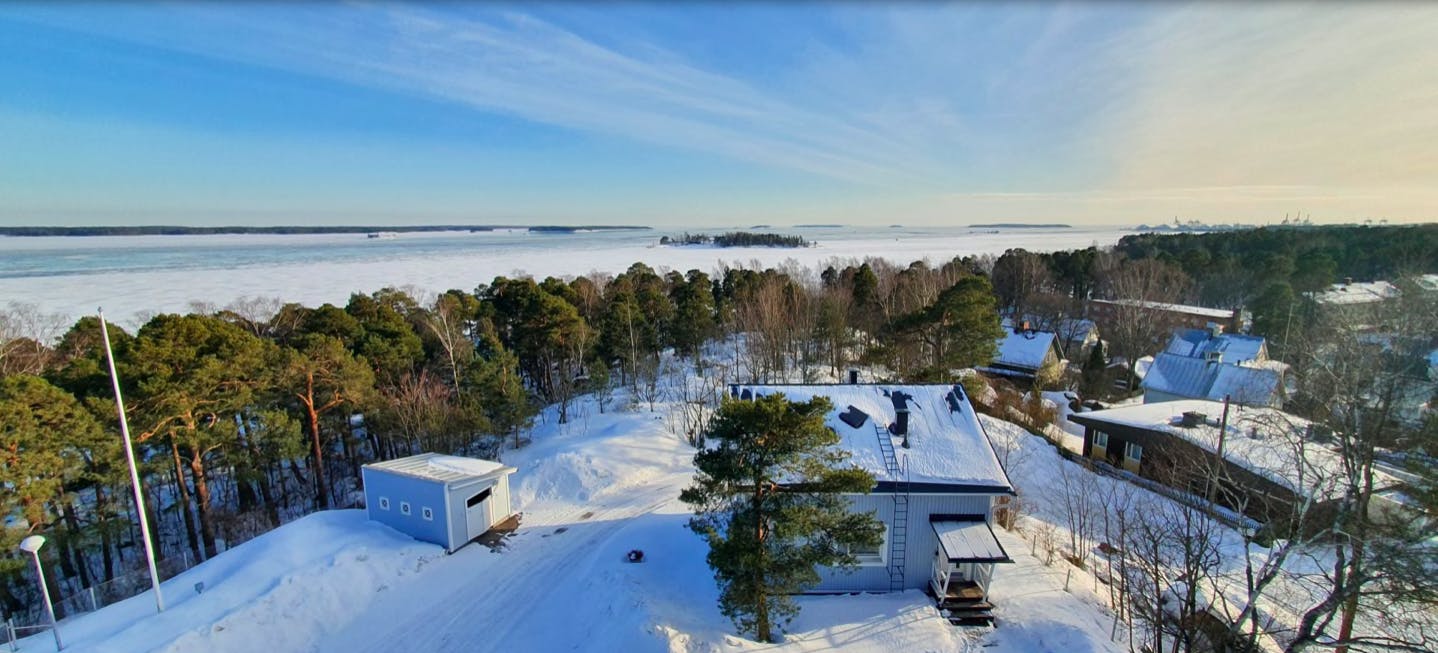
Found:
<box><xmin>188</xmin><ymin>449</ymin><xmax>219</xmax><ymax>559</ymax></box>
<box><xmin>97</xmin><ymin>485</ymin><xmax>115</xmax><ymax>581</ymax></box>
<box><xmin>305</xmin><ymin>379</ymin><xmax>331</xmax><ymax>510</ymax></box>
<box><xmin>172</xmin><ymin>441</ymin><xmax>203</xmax><ymax>563</ymax></box>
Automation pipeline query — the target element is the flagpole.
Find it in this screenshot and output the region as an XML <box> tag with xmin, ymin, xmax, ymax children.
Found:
<box><xmin>98</xmin><ymin>309</ymin><xmax>165</xmax><ymax>613</ymax></box>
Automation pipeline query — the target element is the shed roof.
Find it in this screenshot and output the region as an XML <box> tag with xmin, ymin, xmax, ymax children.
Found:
<box><xmin>733</xmin><ymin>384</ymin><xmax>1013</xmax><ymax>492</ymax></box>
<box><xmin>364</xmin><ymin>453</ymin><xmax>514</xmax><ymax>485</ymax></box>
<box><xmin>932</xmin><ymin>520</ymin><xmax>1010</xmax><ymax>562</ymax></box>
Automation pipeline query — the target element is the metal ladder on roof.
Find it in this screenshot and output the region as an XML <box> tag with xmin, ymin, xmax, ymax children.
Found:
<box><xmin>888</xmin><ymin>457</ymin><xmax>911</xmax><ymax>592</ymax></box>
<box><xmin>874</xmin><ymin>420</ymin><xmax>900</xmax><ymax>476</ymax></box>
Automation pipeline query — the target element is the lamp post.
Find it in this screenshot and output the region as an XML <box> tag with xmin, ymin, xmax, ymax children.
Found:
<box><xmin>98</xmin><ymin>309</ymin><xmax>164</xmax><ymax>613</ymax></box>
<box><xmin>18</xmin><ymin>535</ymin><xmax>62</xmax><ymax>651</ymax></box>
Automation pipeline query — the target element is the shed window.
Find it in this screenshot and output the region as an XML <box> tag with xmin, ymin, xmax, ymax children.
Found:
<box><xmin>1126</xmin><ymin>442</ymin><xmax>1143</xmax><ymax>462</ymax></box>
<box><xmin>421</xmin><ymin>506</ymin><xmax>434</xmax><ymax>521</ymax></box>
<box><xmin>1094</xmin><ymin>431</ymin><xmax>1109</xmax><ymax>449</ymax></box>
<box><xmin>400</xmin><ymin>501</ymin><xmax>412</xmax><ymax>516</ymax></box>
<box><xmin>466</xmin><ymin>488</ymin><xmax>493</xmax><ymax>508</ymax></box>
<box><xmin>378</xmin><ymin>497</ymin><xmax>390</xmax><ymax>511</ymax></box>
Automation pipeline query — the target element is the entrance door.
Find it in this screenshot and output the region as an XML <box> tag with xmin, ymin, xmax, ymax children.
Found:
<box><xmin>465</xmin><ymin>487</ymin><xmax>494</xmax><ymax>541</ymax></box>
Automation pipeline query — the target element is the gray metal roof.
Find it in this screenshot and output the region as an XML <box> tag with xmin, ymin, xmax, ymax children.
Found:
<box><xmin>364</xmin><ymin>453</ymin><xmax>515</xmax><ymax>485</ymax></box>
<box><xmin>932</xmin><ymin>520</ymin><xmax>1010</xmax><ymax>562</ymax></box>
<box><xmin>1142</xmin><ymin>353</ymin><xmax>1283</xmax><ymax>406</ymax></box>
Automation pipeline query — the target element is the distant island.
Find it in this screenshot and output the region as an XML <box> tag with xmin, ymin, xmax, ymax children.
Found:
<box><xmin>0</xmin><ymin>225</ymin><xmax>652</xmax><ymax>237</ymax></box>
<box><xmin>660</xmin><ymin>231</ymin><xmax>810</xmax><ymax>248</ymax></box>
<box><xmin>793</xmin><ymin>223</ymin><xmax>843</xmax><ymax>229</ymax></box>
<box><xmin>968</xmin><ymin>223</ymin><xmax>1071</xmax><ymax>229</ymax></box>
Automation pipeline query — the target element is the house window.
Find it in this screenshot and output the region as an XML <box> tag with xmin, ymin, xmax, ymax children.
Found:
<box><xmin>1125</xmin><ymin>442</ymin><xmax>1143</xmax><ymax>462</ymax></box>
<box><xmin>1094</xmin><ymin>431</ymin><xmax>1109</xmax><ymax>449</ymax></box>
<box><xmin>400</xmin><ymin>501</ymin><xmax>412</xmax><ymax>516</ymax></box>
<box><xmin>378</xmin><ymin>497</ymin><xmax>390</xmax><ymax>511</ymax></box>
<box><xmin>845</xmin><ymin>525</ymin><xmax>888</xmax><ymax>566</ymax></box>
<box><xmin>421</xmin><ymin>506</ymin><xmax>434</xmax><ymax>521</ymax></box>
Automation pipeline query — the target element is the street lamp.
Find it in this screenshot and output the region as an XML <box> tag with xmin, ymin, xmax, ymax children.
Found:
<box><xmin>18</xmin><ymin>535</ymin><xmax>63</xmax><ymax>651</ymax></box>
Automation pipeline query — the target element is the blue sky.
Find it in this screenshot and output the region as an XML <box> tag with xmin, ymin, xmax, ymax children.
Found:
<box><xmin>1</xmin><ymin>2</ymin><xmax>1435</xmax><ymax>227</ymax></box>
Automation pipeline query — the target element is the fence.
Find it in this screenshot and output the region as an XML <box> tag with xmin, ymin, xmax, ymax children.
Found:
<box><xmin>1</xmin><ymin>552</ymin><xmax>196</xmax><ymax>648</ymax></box>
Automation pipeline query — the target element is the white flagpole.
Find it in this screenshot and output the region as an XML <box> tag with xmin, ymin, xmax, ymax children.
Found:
<box><xmin>98</xmin><ymin>309</ymin><xmax>165</xmax><ymax>613</ymax></box>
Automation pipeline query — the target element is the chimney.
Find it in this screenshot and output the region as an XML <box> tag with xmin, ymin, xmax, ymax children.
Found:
<box><xmin>1344</xmin><ymin>277</ymin><xmax>1354</xmax><ymax>286</ymax></box>
<box><xmin>1204</xmin><ymin>351</ymin><xmax>1223</xmax><ymax>364</ymax></box>
<box><xmin>848</xmin><ymin>369</ymin><xmax>860</xmax><ymax>385</ymax></box>
<box><xmin>889</xmin><ymin>391</ymin><xmax>911</xmax><ymax>443</ymax></box>
<box><xmin>1180</xmin><ymin>411</ymin><xmax>1206</xmax><ymax>427</ymax></box>
<box><xmin>1206</xmin><ymin>322</ymin><xmax>1222</xmax><ymax>339</ymax></box>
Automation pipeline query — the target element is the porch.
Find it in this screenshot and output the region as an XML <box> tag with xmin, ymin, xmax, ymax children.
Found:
<box><xmin>927</xmin><ymin>519</ymin><xmax>1012</xmax><ymax>626</ymax></box>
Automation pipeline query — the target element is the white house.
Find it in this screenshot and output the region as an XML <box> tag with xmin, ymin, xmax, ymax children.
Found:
<box><xmin>730</xmin><ymin>382</ymin><xmax>1016</xmax><ymax>625</ymax></box>
<box><xmin>362</xmin><ymin>453</ymin><xmax>516</xmax><ymax>553</ymax></box>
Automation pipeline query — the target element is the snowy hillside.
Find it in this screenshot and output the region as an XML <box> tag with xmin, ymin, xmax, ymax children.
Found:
<box><xmin>18</xmin><ymin>388</ymin><xmax>1130</xmax><ymax>653</ymax></box>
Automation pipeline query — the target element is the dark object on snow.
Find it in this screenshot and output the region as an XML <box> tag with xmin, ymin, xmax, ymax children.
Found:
<box><xmin>945</xmin><ymin>391</ymin><xmax>962</xmax><ymax>413</ymax></box>
<box><xmin>627</xmin><ymin>549</ymin><xmax>645</xmax><ymax>563</ymax></box>
<box><xmin>838</xmin><ymin>405</ymin><xmax>869</xmax><ymax>429</ymax></box>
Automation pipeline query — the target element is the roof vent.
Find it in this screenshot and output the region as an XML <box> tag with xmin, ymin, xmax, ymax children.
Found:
<box><xmin>1204</xmin><ymin>351</ymin><xmax>1223</xmax><ymax>364</ymax></box>
<box><xmin>1180</xmin><ymin>411</ymin><xmax>1206</xmax><ymax>428</ymax></box>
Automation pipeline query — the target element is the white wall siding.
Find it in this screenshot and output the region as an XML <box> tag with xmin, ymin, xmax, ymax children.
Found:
<box><xmin>814</xmin><ymin>493</ymin><xmax>996</xmax><ymax>593</ymax></box>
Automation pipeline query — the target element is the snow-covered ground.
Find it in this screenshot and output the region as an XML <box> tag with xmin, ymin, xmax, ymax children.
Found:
<box><xmin>18</xmin><ymin>382</ymin><xmax>1136</xmax><ymax>653</ymax></box>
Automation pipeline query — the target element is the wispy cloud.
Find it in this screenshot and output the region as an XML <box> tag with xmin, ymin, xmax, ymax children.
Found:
<box><xmin>5</xmin><ymin>2</ymin><xmax>1437</xmax><ymax>223</ymax></box>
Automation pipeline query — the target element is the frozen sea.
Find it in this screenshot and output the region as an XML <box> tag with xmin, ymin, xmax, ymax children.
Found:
<box><xmin>0</xmin><ymin>225</ymin><xmax>1134</xmax><ymax>327</ymax></box>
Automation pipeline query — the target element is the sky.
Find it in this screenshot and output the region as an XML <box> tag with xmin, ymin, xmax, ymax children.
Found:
<box><xmin>1</xmin><ymin>2</ymin><xmax>1435</xmax><ymax>228</ymax></box>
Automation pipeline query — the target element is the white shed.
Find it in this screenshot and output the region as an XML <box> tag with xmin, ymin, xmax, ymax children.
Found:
<box><xmin>362</xmin><ymin>453</ymin><xmax>517</xmax><ymax>553</ymax></box>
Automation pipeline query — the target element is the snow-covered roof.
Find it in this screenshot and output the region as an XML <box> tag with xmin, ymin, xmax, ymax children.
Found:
<box><xmin>1071</xmin><ymin>400</ymin><xmax>1353</xmax><ymax>498</ymax></box>
<box><xmin>365</xmin><ymin>453</ymin><xmax>515</xmax><ymax>485</ymax></box>
<box><xmin>1142</xmin><ymin>353</ymin><xmax>1284</xmax><ymax>406</ymax></box>
<box><xmin>994</xmin><ymin>319</ymin><xmax>1058</xmax><ymax>370</ymax></box>
<box><xmin>732</xmin><ymin>383</ymin><xmax>1013</xmax><ymax>491</ymax></box>
<box><xmin>1165</xmin><ymin>328</ymin><xmax>1266</xmax><ymax>364</ymax></box>
<box><xmin>1312</xmin><ymin>280</ymin><xmax>1399</xmax><ymax>305</ymax></box>
<box><xmin>1089</xmin><ymin>298</ymin><xmax>1235</xmax><ymax>319</ymax></box>
<box><xmin>932</xmin><ymin>520</ymin><xmax>1010</xmax><ymax>562</ymax></box>
<box><xmin>1415</xmin><ymin>274</ymin><xmax>1438</xmax><ymax>292</ymax></box>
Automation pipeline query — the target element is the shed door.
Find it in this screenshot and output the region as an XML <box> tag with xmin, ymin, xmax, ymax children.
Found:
<box><xmin>465</xmin><ymin>487</ymin><xmax>494</xmax><ymax>541</ymax></box>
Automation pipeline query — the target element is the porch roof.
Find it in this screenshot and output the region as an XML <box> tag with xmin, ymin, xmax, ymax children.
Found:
<box><xmin>932</xmin><ymin>520</ymin><xmax>1011</xmax><ymax>563</ymax></box>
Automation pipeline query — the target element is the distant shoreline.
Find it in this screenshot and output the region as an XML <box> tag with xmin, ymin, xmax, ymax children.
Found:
<box><xmin>0</xmin><ymin>225</ymin><xmax>652</xmax><ymax>237</ymax></box>
<box><xmin>968</xmin><ymin>223</ymin><xmax>1072</xmax><ymax>229</ymax></box>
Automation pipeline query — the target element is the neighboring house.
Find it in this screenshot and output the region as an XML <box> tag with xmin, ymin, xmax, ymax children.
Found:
<box><xmin>1141</xmin><ymin>353</ymin><xmax>1287</xmax><ymax>407</ymax></box>
<box><xmin>1022</xmin><ymin>314</ymin><xmax>1099</xmax><ymax>361</ymax></box>
<box><xmin>730</xmin><ymin>382</ymin><xmax>1016</xmax><ymax>625</ymax></box>
<box><xmin>1087</xmin><ymin>298</ymin><xmax>1242</xmax><ymax>334</ymax></box>
<box><xmin>978</xmin><ymin>319</ymin><xmax>1063</xmax><ymax>387</ymax></box>
<box><xmin>363</xmin><ymin>453</ymin><xmax>517</xmax><ymax>553</ymax></box>
<box><xmin>1142</xmin><ymin>327</ymin><xmax>1287</xmax><ymax>407</ymax></box>
<box><xmin>1310</xmin><ymin>279</ymin><xmax>1400</xmax><ymax>306</ymax></box>
<box><xmin>1068</xmin><ymin>400</ymin><xmax>1398</xmax><ymax>525</ymax></box>
<box><xmin>1164</xmin><ymin>326</ymin><xmax>1268</xmax><ymax>364</ymax></box>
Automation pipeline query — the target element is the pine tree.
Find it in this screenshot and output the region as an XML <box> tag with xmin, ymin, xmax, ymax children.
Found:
<box><xmin>680</xmin><ymin>394</ymin><xmax>883</xmax><ymax>642</ymax></box>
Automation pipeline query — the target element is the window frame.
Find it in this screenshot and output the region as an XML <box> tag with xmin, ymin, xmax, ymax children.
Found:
<box><xmin>1094</xmin><ymin>431</ymin><xmax>1109</xmax><ymax>449</ymax></box>
<box><xmin>846</xmin><ymin>524</ymin><xmax>889</xmax><ymax>566</ymax></box>
<box><xmin>421</xmin><ymin>506</ymin><xmax>434</xmax><ymax>521</ymax></box>
<box><xmin>378</xmin><ymin>496</ymin><xmax>390</xmax><ymax>511</ymax></box>
<box><xmin>1125</xmin><ymin>441</ymin><xmax>1143</xmax><ymax>462</ymax></box>
<box><xmin>400</xmin><ymin>501</ymin><xmax>412</xmax><ymax>516</ymax></box>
